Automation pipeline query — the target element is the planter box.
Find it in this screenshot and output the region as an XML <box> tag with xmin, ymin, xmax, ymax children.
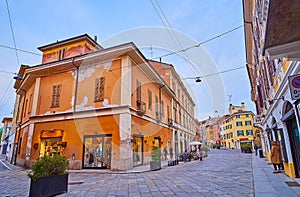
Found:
<box><xmin>29</xmin><ymin>173</ymin><xmax>68</xmax><ymax>197</ymax></box>
<box><xmin>150</xmin><ymin>161</ymin><xmax>161</xmax><ymax>171</ymax></box>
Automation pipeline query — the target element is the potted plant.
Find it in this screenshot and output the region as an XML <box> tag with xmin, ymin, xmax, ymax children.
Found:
<box><xmin>150</xmin><ymin>146</ymin><xmax>161</xmax><ymax>171</ymax></box>
<box><xmin>27</xmin><ymin>154</ymin><xmax>69</xmax><ymax>197</ymax></box>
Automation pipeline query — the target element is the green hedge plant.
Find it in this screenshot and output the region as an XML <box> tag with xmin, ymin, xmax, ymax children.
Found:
<box><xmin>27</xmin><ymin>155</ymin><xmax>69</xmax><ymax>179</ymax></box>
<box><xmin>151</xmin><ymin>147</ymin><xmax>161</xmax><ymax>162</ymax></box>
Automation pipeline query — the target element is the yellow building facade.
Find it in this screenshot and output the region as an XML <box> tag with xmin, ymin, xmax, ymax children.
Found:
<box><xmin>221</xmin><ymin>103</ymin><xmax>255</xmax><ymax>150</ymax></box>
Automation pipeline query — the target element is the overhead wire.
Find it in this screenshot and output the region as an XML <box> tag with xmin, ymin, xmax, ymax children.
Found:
<box><xmin>5</xmin><ymin>0</ymin><xmax>20</xmax><ymax>65</ymax></box>
<box><xmin>182</xmin><ymin>66</ymin><xmax>245</xmax><ymax>79</ymax></box>
<box><xmin>149</xmin><ymin>0</ymin><xmax>201</xmax><ymax>77</ymax></box>
<box><xmin>0</xmin><ymin>44</ymin><xmax>41</xmax><ymax>56</ymax></box>
<box><xmin>153</xmin><ymin>25</ymin><xmax>243</xmax><ymax>60</ymax></box>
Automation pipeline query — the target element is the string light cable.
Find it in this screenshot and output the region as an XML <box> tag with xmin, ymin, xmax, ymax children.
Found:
<box><xmin>153</xmin><ymin>25</ymin><xmax>243</xmax><ymax>60</ymax></box>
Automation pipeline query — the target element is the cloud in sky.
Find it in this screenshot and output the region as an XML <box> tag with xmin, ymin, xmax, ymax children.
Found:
<box><xmin>0</xmin><ymin>0</ymin><xmax>255</xmax><ymax>123</ymax></box>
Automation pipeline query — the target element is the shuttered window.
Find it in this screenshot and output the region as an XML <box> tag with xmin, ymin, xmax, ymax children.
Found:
<box><xmin>51</xmin><ymin>85</ymin><xmax>61</xmax><ymax>107</ymax></box>
<box><xmin>95</xmin><ymin>77</ymin><xmax>105</xmax><ymax>102</ymax></box>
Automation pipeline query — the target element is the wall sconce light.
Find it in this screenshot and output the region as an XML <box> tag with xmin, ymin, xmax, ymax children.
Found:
<box><xmin>33</xmin><ymin>143</ymin><xmax>38</xmax><ymax>149</ymax></box>
<box><xmin>269</xmin><ymin>96</ymin><xmax>284</xmax><ymax>105</ymax></box>
<box><xmin>13</xmin><ymin>75</ymin><xmax>23</xmax><ymax>80</ymax></box>
<box><xmin>144</xmin><ymin>140</ymin><xmax>147</xmax><ymax>144</ymax></box>
<box><xmin>161</xmin><ymin>142</ymin><xmax>163</xmax><ymax>145</ymax></box>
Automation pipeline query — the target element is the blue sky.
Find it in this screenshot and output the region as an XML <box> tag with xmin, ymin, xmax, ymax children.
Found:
<box><xmin>0</xmin><ymin>0</ymin><xmax>255</xmax><ymax>125</ymax></box>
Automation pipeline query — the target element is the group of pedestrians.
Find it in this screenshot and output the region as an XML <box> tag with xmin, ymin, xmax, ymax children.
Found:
<box><xmin>162</xmin><ymin>147</ymin><xmax>173</xmax><ymax>160</ymax></box>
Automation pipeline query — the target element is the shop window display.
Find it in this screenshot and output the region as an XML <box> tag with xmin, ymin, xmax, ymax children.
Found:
<box><xmin>39</xmin><ymin>137</ymin><xmax>63</xmax><ymax>157</ymax></box>
<box><xmin>83</xmin><ymin>135</ymin><xmax>112</xmax><ymax>169</ymax></box>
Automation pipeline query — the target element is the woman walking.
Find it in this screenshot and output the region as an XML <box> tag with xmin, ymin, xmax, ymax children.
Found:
<box><xmin>271</xmin><ymin>141</ymin><xmax>282</xmax><ymax>173</ymax></box>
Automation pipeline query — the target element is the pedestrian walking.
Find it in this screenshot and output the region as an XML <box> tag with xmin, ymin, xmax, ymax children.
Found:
<box><xmin>163</xmin><ymin>147</ymin><xmax>168</xmax><ymax>160</ymax></box>
<box><xmin>271</xmin><ymin>141</ymin><xmax>282</xmax><ymax>173</ymax></box>
<box><xmin>169</xmin><ymin>147</ymin><xmax>173</xmax><ymax>160</ymax></box>
<box><xmin>254</xmin><ymin>144</ymin><xmax>258</xmax><ymax>156</ymax></box>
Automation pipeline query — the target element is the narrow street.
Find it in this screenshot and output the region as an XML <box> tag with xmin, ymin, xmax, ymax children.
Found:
<box><xmin>62</xmin><ymin>149</ymin><xmax>253</xmax><ymax>196</ymax></box>
<box><xmin>1</xmin><ymin>150</ymin><xmax>300</xmax><ymax>196</ymax></box>
<box><xmin>0</xmin><ymin>150</ymin><xmax>252</xmax><ymax>196</ymax></box>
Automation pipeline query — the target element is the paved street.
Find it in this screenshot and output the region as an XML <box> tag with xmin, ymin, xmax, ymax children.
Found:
<box><xmin>1</xmin><ymin>149</ymin><xmax>300</xmax><ymax>196</ymax></box>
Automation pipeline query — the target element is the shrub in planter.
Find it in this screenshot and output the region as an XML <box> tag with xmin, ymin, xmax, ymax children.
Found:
<box><xmin>27</xmin><ymin>155</ymin><xmax>69</xmax><ymax>197</ymax></box>
<box><xmin>150</xmin><ymin>147</ymin><xmax>161</xmax><ymax>171</ymax></box>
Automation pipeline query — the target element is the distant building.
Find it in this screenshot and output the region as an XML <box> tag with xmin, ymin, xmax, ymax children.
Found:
<box><xmin>0</xmin><ymin>117</ymin><xmax>12</xmax><ymax>159</ymax></box>
<box><xmin>221</xmin><ymin>103</ymin><xmax>256</xmax><ymax>150</ymax></box>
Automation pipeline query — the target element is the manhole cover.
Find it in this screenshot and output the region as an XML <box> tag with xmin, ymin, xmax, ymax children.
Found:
<box><xmin>285</xmin><ymin>181</ymin><xmax>300</xmax><ymax>187</ymax></box>
<box><xmin>68</xmin><ymin>182</ymin><xmax>84</xmax><ymax>185</ymax></box>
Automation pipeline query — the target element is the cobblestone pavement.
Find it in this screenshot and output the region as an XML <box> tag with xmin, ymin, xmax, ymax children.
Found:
<box><xmin>0</xmin><ymin>150</ymin><xmax>254</xmax><ymax>196</ymax></box>
<box><xmin>61</xmin><ymin>150</ymin><xmax>253</xmax><ymax>197</ymax></box>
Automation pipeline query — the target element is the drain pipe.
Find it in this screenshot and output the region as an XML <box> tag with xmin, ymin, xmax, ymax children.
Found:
<box><xmin>72</xmin><ymin>58</ymin><xmax>79</xmax><ymax>113</ymax></box>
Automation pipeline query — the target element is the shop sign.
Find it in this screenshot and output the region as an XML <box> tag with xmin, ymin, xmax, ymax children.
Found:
<box><xmin>40</xmin><ymin>130</ymin><xmax>63</xmax><ymax>138</ymax></box>
<box><xmin>288</xmin><ymin>74</ymin><xmax>300</xmax><ymax>100</ymax></box>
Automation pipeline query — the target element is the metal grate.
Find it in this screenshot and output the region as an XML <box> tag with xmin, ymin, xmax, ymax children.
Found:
<box><xmin>285</xmin><ymin>181</ymin><xmax>300</xmax><ymax>187</ymax></box>
<box><xmin>68</xmin><ymin>181</ymin><xmax>84</xmax><ymax>185</ymax></box>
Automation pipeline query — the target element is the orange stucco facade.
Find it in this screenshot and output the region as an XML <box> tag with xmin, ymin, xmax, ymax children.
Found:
<box><xmin>13</xmin><ymin>34</ymin><xmax>197</xmax><ymax>171</ymax></box>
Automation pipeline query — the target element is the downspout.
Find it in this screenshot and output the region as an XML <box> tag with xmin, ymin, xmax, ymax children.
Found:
<box><xmin>72</xmin><ymin>58</ymin><xmax>79</xmax><ymax>113</ymax></box>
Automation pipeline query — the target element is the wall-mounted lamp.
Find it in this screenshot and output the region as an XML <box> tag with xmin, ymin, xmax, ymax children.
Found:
<box><xmin>33</xmin><ymin>143</ymin><xmax>39</xmax><ymax>149</ymax></box>
<box><xmin>13</xmin><ymin>75</ymin><xmax>22</xmax><ymax>80</ymax></box>
<box><xmin>269</xmin><ymin>96</ymin><xmax>284</xmax><ymax>105</ymax></box>
<box><xmin>144</xmin><ymin>140</ymin><xmax>147</xmax><ymax>144</ymax></box>
<box><xmin>195</xmin><ymin>77</ymin><xmax>201</xmax><ymax>83</ymax></box>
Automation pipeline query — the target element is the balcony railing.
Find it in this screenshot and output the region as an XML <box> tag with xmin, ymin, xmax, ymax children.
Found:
<box><xmin>168</xmin><ymin>118</ymin><xmax>173</xmax><ymax>126</ymax></box>
<box><xmin>136</xmin><ymin>101</ymin><xmax>146</xmax><ymax>116</ymax></box>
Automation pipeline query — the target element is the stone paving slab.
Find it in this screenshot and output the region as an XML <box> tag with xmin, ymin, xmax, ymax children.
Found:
<box><xmin>1</xmin><ymin>150</ymin><xmax>300</xmax><ymax>196</ymax></box>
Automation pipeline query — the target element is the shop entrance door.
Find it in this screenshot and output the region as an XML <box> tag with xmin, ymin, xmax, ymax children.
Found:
<box><xmin>286</xmin><ymin>118</ymin><xmax>300</xmax><ymax>177</ymax></box>
<box><xmin>133</xmin><ymin>135</ymin><xmax>143</xmax><ymax>166</ymax></box>
<box><xmin>83</xmin><ymin>134</ymin><xmax>112</xmax><ymax>169</ymax></box>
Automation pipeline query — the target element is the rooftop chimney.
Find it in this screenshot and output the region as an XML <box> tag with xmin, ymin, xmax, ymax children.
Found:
<box><xmin>94</xmin><ymin>35</ymin><xmax>97</xmax><ymax>42</ymax></box>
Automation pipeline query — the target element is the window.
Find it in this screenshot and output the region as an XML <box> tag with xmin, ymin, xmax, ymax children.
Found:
<box><xmin>236</xmin><ymin>115</ymin><xmax>240</xmax><ymax>118</ymax></box>
<box><xmin>95</xmin><ymin>77</ymin><xmax>105</xmax><ymax>102</ymax></box>
<box><xmin>23</xmin><ymin>99</ymin><xmax>28</xmax><ymax>117</ymax></box>
<box><xmin>245</xmin><ymin>121</ymin><xmax>252</xmax><ymax>125</ymax></box>
<box><xmin>136</xmin><ymin>80</ymin><xmax>141</xmax><ymax>102</ymax></box>
<box><xmin>58</xmin><ymin>48</ymin><xmax>66</xmax><ymax>60</ymax></box>
<box><xmin>246</xmin><ymin>130</ymin><xmax>253</xmax><ymax>136</ymax></box>
<box><xmin>28</xmin><ymin>94</ymin><xmax>32</xmax><ymax>114</ymax></box>
<box><xmin>18</xmin><ymin>137</ymin><xmax>22</xmax><ymax>154</ymax></box>
<box><xmin>161</xmin><ymin>100</ymin><xmax>164</xmax><ymax>117</ymax></box>
<box><xmin>237</xmin><ymin>130</ymin><xmax>244</xmax><ymax>136</ymax></box>
<box><xmin>167</xmin><ymin>105</ymin><xmax>170</xmax><ymax>119</ymax></box>
<box><xmin>236</xmin><ymin>121</ymin><xmax>242</xmax><ymax>126</ymax></box>
<box><xmin>148</xmin><ymin>89</ymin><xmax>152</xmax><ymax>110</ymax></box>
<box><xmin>51</xmin><ymin>85</ymin><xmax>62</xmax><ymax>107</ymax></box>
<box><xmin>245</xmin><ymin>114</ymin><xmax>249</xmax><ymax>118</ymax></box>
<box><xmin>155</xmin><ymin>95</ymin><xmax>159</xmax><ymax>116</ymax></box>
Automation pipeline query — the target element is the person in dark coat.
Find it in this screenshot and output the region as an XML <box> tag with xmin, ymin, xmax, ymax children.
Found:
<box><xmin>163</xmin><ymin>147</ymin><xmax>168</xmax><ymax>160</ymax></box>
<box><xmin>254</xmin><ymin>144</ymin><xmax>258</xmax><ymax>155</ymax></box>
<box><xmin>271</xmin><ymin>141</ymin><xmax>282</xmax><ymax>173</ymax></box>
<box><xmin>169</xmin><ymin>147</ymin><xmax>173</xmax><ymax>160</ymax></box>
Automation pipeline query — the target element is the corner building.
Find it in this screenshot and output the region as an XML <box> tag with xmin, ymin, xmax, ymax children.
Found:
<box><xmin>12</xmin><ymin>34</ymin><xmax>197</xmax><ymax>170</ymax></box>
